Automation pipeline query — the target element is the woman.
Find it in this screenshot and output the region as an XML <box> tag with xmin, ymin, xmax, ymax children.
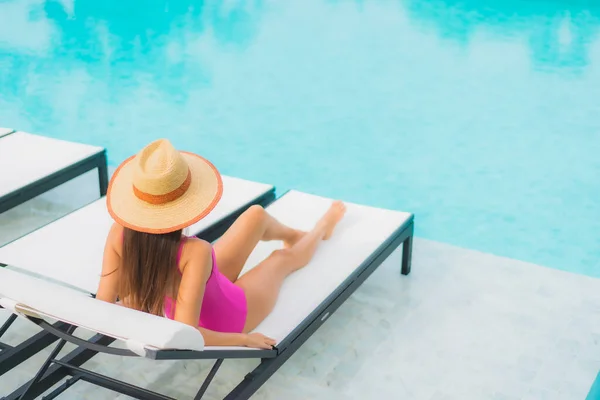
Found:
<box><xmin>96</xmin><ymin>139</ymin><xmax>345</xmax><ymax>349</ymax></box>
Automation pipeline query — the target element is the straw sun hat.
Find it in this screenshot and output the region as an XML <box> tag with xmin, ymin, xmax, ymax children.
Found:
<box><xmin>106</xmin><ymin>139</ymin><xmax>223</xmax><ymax>234</ymax></box>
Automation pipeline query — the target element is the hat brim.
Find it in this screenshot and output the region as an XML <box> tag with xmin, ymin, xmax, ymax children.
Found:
<box><xmin>106</xmin><ymin>151</ymin><xmax>223</xmax><ymax>234</ymax></box>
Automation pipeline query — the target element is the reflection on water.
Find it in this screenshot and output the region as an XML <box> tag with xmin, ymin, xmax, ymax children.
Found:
<box><xmin>403</xmin><ymin>0</ymin><xmax>600</xmax><ymax>73</ymax></box>
<box><xmin>1</xmin><ymin>0</ymin><xmax>265</xmax><ymax>72</ymax></box>
<box><xmin>0</xmin><ymin>0</ymin><xmax>58</xmax><ymax>55</ymax></box>
<box><xmin>41</xmin><ymin>0</ymin><xmax>264</xmax><ymax>59</ymax></box>
<box><xmin>0</xmin><ymin>0</ymin><xmax>266</xmax><ymax>149</ymax></box>
<box><xmin>0</xmin><ymin>0</ymin><xmax>599</xmax><ymax>276</ymax></box>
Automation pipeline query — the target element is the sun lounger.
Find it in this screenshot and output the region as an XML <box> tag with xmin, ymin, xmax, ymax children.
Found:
<box><xmin>0</xmin><ymin>131</ymin><xmax>108</xmax><ymax>214</ymax></box>
<box><xmin>0</xmin><ymin>175</ymin><xmax>275</xmax><ymax>377</ymax></box>
<box><xmin>0</xmin><ymin>190</ymin><xmax>414</xmax><ymax>400</ymax></box>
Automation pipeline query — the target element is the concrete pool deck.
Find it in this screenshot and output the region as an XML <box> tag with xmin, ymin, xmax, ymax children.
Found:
<box><xmin>0</xmin><ymin>172</ymin><xmax>599</xmax><ymax>399</ymax></box>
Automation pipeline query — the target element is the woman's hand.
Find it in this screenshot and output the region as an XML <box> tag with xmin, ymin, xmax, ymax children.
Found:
<box><xmin>243</xmin><ymin>333</ymin><xmax>276</xmax><ymax>349</ymax></box>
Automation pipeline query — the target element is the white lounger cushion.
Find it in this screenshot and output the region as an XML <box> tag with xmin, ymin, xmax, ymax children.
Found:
<box><xmin>235</xmin><ymin>190</ymin><xmax>412</xmax><ymax>345</ymax></box>
<box><xmin>0</xmin><ymin>176</ymin><xmax>273</xmax><ymax>294</ymax></box>
<box><xmin>0</xmin><ymin>268</ymin><xmax>205</xmax><ymax>353</ymax></box>
<box><xmin>0</xmin><ymin>131</ymin><xmax>104</xmax><ymax>198</ymax></box>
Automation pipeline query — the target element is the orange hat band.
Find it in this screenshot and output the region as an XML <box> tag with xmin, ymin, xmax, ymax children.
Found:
<box><xmin>133</xmin><ymin>169</ymin><xmax>192</xmax><ymax>205</ymax></box>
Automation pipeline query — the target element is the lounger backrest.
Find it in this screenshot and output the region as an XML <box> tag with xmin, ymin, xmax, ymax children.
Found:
<box><xmin>0</xmin><ymin>176</ymin><xmax>273</xmax><ymax>294</ymax></box>
<box><xmin>0</xmin><ymin>268</ymin><xmax>205</xmax><ymax>355</ymax></box>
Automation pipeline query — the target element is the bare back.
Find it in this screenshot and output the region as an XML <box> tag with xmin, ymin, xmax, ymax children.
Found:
<box><xmin>96</xmin><ymin>223</ymin><xmax>213</xmax><ymax>329</ymax></box>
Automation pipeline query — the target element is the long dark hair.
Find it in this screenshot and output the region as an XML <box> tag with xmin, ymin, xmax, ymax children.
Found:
<box><xmin>119</xmin><ymin>227</ymin><xmax>183</xmax><ymax>316</ymax></box>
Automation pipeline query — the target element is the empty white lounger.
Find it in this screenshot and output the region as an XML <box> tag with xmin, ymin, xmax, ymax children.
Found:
<box><xmin>0</xmin><ymin>131</ymin><xmax>108</xmax><ymax>214</ymax></box>
<box><xmin>2</xmin><ymin>190</ymin><xmax>414</xmax><ymax>400</ymax></box>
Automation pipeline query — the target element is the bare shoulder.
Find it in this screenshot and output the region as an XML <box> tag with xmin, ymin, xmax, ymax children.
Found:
<box><xmin>180</xmin><ymin>237</ymin><xmax>213</xmax><ymax>276</ymax></box>
<box><xmin>108</xmin><ymin>222</ymin><xmax>124</xmax><ymax>239</ymax></box>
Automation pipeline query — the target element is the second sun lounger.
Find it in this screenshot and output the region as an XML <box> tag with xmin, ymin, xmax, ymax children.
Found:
<box><xmin>0</xmin><ymin>175</ymin><xmax>276</xmax><ymax>377</ymax></box>
<box><xmin>0</xmin><ymin>190</ymin><xmax>414</xmax><ymax>400</ymax></box>
<box><xmin>0</xmin><ymin>130</ymin><xmax>108</xmax><ymax>214</ymax></box>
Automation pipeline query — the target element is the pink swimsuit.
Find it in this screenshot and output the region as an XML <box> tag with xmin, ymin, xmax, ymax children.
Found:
<box><xmin>163</xmin><ymin>237</ymin><xmax>248</xmax><ymax>333</ymax></box>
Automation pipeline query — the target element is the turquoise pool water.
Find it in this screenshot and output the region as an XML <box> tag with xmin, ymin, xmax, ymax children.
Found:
<box><xmin>0</xmin><ymin>0</ymin><xmax>599</xmax><ymax>278</ymax></box>
<box><xmin>589</xmin><ymin>372</ymin><xmax>600</xmax><ymax>400</ymax></box>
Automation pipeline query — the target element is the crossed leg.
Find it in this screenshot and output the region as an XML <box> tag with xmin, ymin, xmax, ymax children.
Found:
<box><xmin>213</xmin><ymin>205</ymin><xmax>304</xmax><ymax>283</ymax></box>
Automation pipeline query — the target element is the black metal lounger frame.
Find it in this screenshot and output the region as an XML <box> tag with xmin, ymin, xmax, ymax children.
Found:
<box><xmin>0</xmin><ymin>188</ymin><xmax>277</xmax><ymax>384</ymax></box>
<box><xmin>3</xmin><ymin>194</ymin><xmax>413</xmax><ymax>400</ymax></box>
<box><xmin>0</xmin><ymin>130</ymin><xmax>110</xmax><ymax>214</ymax></box>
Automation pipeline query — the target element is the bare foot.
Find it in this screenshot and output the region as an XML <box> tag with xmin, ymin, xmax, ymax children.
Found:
<box><xmin>317</xmin><ymin>201</ymin><xmax>347</xmax><ymax>240</ymax></box>
<box><xmin>284</xmin><ymin>229</ymin><xmax>307</xmax><ymax>249</ymax></box>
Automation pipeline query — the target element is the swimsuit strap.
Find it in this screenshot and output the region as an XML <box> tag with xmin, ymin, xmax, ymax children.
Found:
<box><xmin>174</xmin><ymin>236</ymin><xmax>214</xmax><ymax>275</ymax></box>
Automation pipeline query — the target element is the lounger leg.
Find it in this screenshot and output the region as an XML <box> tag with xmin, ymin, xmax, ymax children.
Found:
<box><xmin>17</xmin><ymin>326</ymin><xmax>76</xmax><ymax>400</ymax></box>
<box><xmin>224</xmin><ymin>357</ymin><xmax>280</xmax><ymax>400</ymax></box>
<box><xmin>401</xmin><ymin>234</ymin><xmax>413</xmax><ymax>275</ymax></box>
<box><xmin>193</xmin><ymin>359</ymin><xmax>224</xmax><ymax>400</ymax></box>
<box><xmin>0</xmin><ymin>321</ymin><xmax>69</xmax><ymax>376</ymax></box>
<box><xmin>400</xmin><ymin>221</ymin><xmax>414</xmax><ymax>275</ymax></box>
<box><xmin>0</xmin><ymin>313</ymin><xmax>17</xmax><ymax>338</ymax></box>
<box><xmin>97</xmin><ymin>151</ymin><xmax>109</xmax><ymax>196</ymax></box>
<box><xmin>5</xmin><ymin>334</ymin><xmax>116</xmax><ymax>400</ymax></box>
<box><xmin>0</xmin><ymin>314</ymin><xmax>17</xmax><ymax>352</ymax></box>
<box><xmin>41</xmin><ymin>374</ymin><xmax>82</xmax><ymax>399</ymax></box>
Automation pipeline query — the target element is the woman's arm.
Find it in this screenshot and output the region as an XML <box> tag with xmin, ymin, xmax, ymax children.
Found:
<box><xmin>198</xmin><ymin>327</ymin><xmax>247</xmax><ymax>346</ymax></box>
<box><xmin>198</xmin><ymin>327</ymin><xmax>276</xmax><ymax>349</ymax></box>
<box><xmin>96</xmin><ymin>223</ymin><xmax>122</xmax><ymax>303</ymax></box>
